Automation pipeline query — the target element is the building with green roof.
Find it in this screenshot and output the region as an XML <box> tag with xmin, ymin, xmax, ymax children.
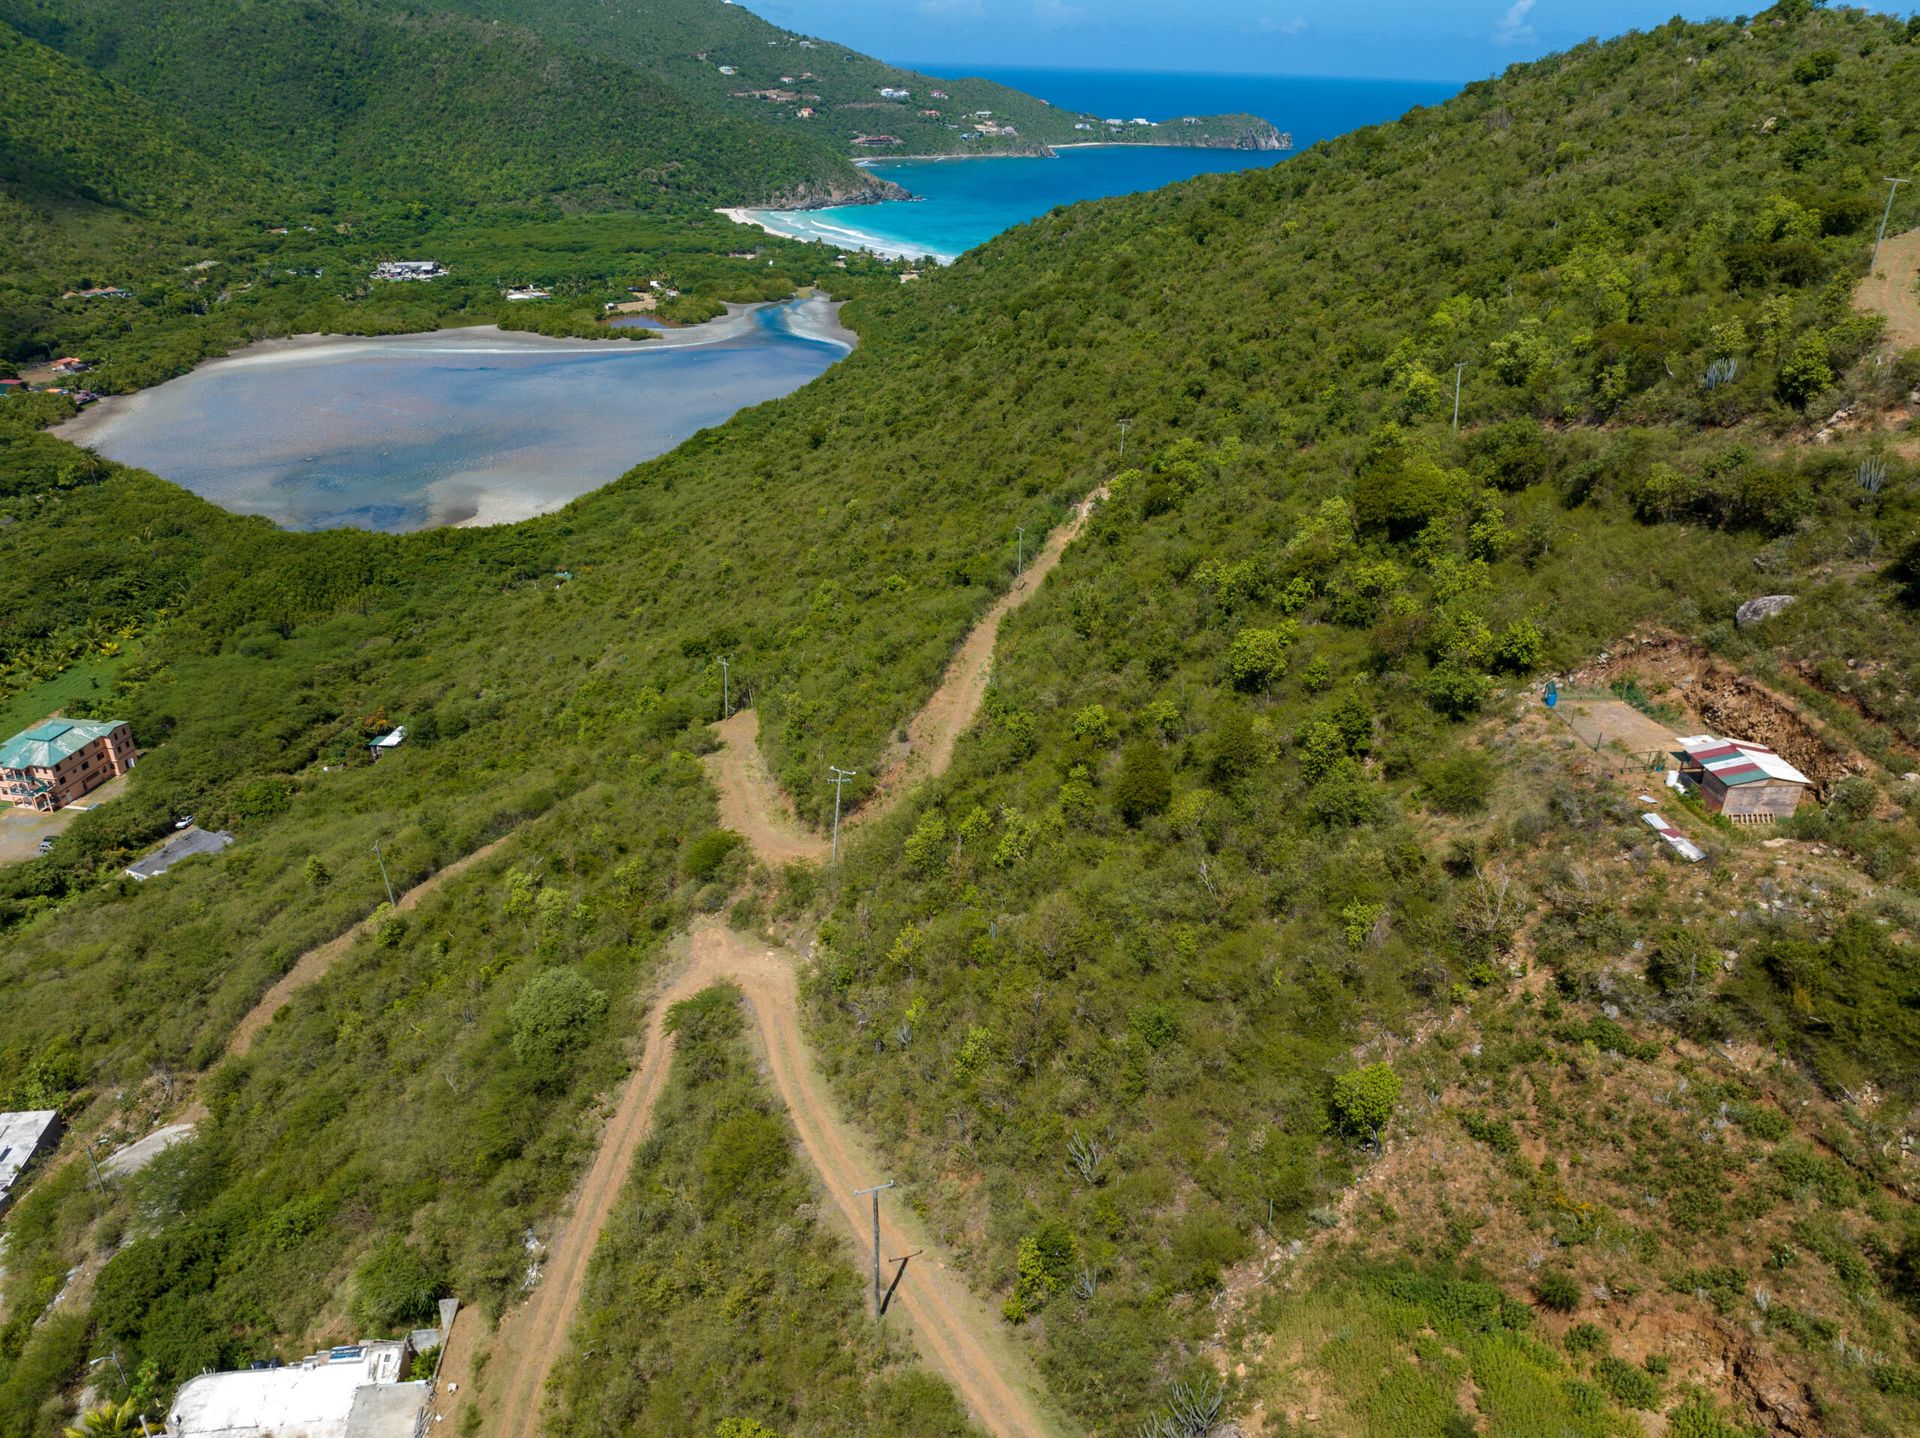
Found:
<box><xmin>0</xmin><ymin>718</ymin><xmax>136</xmax><ymax>811</ymax></box>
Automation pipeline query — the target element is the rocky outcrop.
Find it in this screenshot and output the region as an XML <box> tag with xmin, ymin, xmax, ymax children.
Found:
<box><xmin>1736</xmin><ymin>594</ymin><xmax>1798</xmax><ymax>628</ymax></box>
<box><xmin>760</xmin><ymin>173</ymin><xmax>913</xmax><ymax>211</ymax></box>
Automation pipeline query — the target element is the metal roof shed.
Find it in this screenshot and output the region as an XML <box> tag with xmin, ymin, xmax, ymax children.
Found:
<box><xmin>1674</xmin><ymin>735</ymin><xmax>1810</xmax><ymax>823</ymax></box>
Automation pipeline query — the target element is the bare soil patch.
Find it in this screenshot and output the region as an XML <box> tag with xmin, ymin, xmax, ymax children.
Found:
<box><xmin>1567</xmin><ymin>633</ymin><xmax>1868</xmax><ymax>795</ymax></box>
<box><xmin>1857</xmin><ymin>228</ymin><xmax>1920</xmax><ymax>350</ymax></box>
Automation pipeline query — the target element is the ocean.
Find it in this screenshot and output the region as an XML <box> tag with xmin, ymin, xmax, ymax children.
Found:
<box><xmin>741</xmin><ymin>68</ymin><xmax>1458</xmax><ymax>263</ymax></box>
<box><xmin>58</xmin><ymin>298</ymin><xmax>852</xmax><ymax>533</ymax></box>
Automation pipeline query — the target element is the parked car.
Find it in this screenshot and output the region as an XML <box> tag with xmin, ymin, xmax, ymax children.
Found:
<box><xmin>38</xmin><ymin>837</ymin><xmax>55</xmax><ymax>855</ymax></box>
<box><xmin>173</xmin><ymin>815</ymin><xmax>193</xmax><ymax>829</ymax></box>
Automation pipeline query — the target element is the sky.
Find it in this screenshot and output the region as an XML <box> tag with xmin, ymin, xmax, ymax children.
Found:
<box><xmin>744</xmin><ymin>1</ymin><xmax>1847</xmax><ymax>82</ymax></box>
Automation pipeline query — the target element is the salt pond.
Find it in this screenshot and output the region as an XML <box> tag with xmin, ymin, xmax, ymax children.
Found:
<box><xmin>59</xmin><ymin>296</ymin><xmax>853</xmax><ymax>533</ymax></box>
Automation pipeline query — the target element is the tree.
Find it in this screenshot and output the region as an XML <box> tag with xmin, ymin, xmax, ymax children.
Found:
<box><xmin>1111</xmin><ymin>740</ymin><xmax>1172</xmax><ymax>825</ymax></box>
<box><xmin>1226</xmin><ymin>624</ymin><xmax>1296</xmax><ymax>692</ymax></box>
<box><xmin>1330</xmin><ymin>1062</ymin><xmax>1401</xmax><ymax>1139</ymax></box>
<box><xmin>509</xmin><ymin>967</ymin><xmax>609</xmax><ymax>1070</ymax></box>
<box><xmin>65</xmin><ymin>1400</ymin><xmax>141</xmax><ymax>1438</ymax></box>
<box><xmin>1776</xmin><ymin>333</ymin><xmax>1832</xmax><ymax>408</ymax></box>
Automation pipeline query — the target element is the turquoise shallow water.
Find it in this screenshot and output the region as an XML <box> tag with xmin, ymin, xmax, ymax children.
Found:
<box><xmin>59</xmin><ymin>299</ymin><xmax>851</xmax><ymax>533</ymax></box>
<box><xmin>743</xmin><ymin>70</ymin><xmax>1457</xmax><ymax>262</ymax></box>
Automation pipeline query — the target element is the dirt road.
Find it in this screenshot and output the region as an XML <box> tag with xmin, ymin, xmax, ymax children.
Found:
<box><xmin>1858</xmin><ymin>227</ymin><xmax>1920</xmax><ymax>349</ymax></box>
<box><xmin>172</xmin><ymin>833</ymin><xmax>515</xmax><ymax>1124</ymax></box>
<box><xmin>705</xmin><ymin>487</ymin><xmax>1107</xmax><ymax>857</ymax></box>
<box><xmin>474</xmin><ymin>920</ymin><xmax>1068</xmax><ymax>1438</ymax></box>
<box><xmin>476</xmin><ymin>489</ymin><xmax>1107</xmax><ymax>1437</ymax></box>
<box><xmin>706</xmin><ymin>709</ymin><xmax>829</xmax><ymax>865</ymax></box>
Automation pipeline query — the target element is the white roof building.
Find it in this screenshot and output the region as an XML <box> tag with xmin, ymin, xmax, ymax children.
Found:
<box><xmin>0</xmin><ymin>1110</ymin><xmax>60</xmax><ymax>1207</ymax></box>
<box><xmin>169</xmin><ymin>1341</ymin><xmax>428</xmax><ymax>1438</ymax></box>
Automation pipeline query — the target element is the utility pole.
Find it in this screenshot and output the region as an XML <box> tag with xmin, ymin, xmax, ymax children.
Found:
<box><xmin>1452</xmin><ymin>362</ymin><xmax>1466</xmax><ymax>433</ymax></box>
<box><xmin>828</xmin><ymin>766</ymin><xmax>856</xmax><ymax>863</ymax></box>
<box><xmin>371</xmin><ymin>840</ymin><xmax>397</xmax><ymax>907</ymax></box>
<box><xmin>718</xmin><ymin>655</ymin><xmax>732</xmax><ymax>720</ymax></box>
<box><xmin>1116</xmin><ymin>417</ymin><xmax>1132</xmax><ymax>464</ymax></box>
<box><xmin>853</xmin><ymin>1180</ymin><xmax>895</xmax><ymax>1313</ymax></box>
<box><xmin>1872</xmin><ymin>176</ymin><xmax>1909</xmax><ymax>274</ymax></box>
<box><xmin>1015</xmin><ymin>525</ymin><xmax>1025</xmax><ymax>577</ymax></box>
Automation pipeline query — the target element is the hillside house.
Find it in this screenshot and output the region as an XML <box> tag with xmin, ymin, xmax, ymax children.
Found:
<box><xmin>49</xmin><ymin>357</ymin><xmax>89</xmax><ymax>375</ymax></box>
<box><xmin>503</xmin><ymin>286</ymin><xmax>551</xmax><ymax>301</ymax></box>
<box><xmin>0</xmin><ymin>1110</ymin><xmax>61</xmax><ymax>1211</ymax></box>
<box><xmin>372</xmin><ymin>260</ymin><xmax>445</xmax><ymax>282</ymax></box>
<box><xmin>61</xmin><ymin>286</ymin><xmax>131</xmax><ymax>299</ymax></box>
<box><xmin>169</xmin><ymin>1333</ymin><xmax>440</xmax><ymax>1438</ymax></box>
<box><xmin>878</xmin><ymin>86</ymin><xmax>911</xmax><ymax>99</ymax></box>
<box><xmin>0</xmin><ymin>718</ymin><xmax>136</xmax><ymax>811</ymax></box>
<box><xmin>1674</xmin><ymin>735</ymin><xmax>1811</xmax><ymax>822</ymax></box>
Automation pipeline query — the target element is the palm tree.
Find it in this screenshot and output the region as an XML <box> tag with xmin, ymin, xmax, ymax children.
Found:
<box><xmin>64</xmin><ymin>1398</ymin><xmax>142</xmax><ymax>1438</ymax></box>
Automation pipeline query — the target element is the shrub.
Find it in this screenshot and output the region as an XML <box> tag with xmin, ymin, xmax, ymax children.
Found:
<box><xmin>1597</xmin><ymin>1354</ymin><xmax>1661</xmax><ymax>1408</ymax></box>
<box><xmin>700</xmin><ymin>1112</ymin><xmax>789</xmax><ymax>1211</ymax></box>
<box><xmin>351</xmin><ymin>1237</ymin><xmax>443</xmax><ymax>1332</ymax></box>
<box><xmin>1330</xmin><ymin>1062</ymin><xmax>1401</xmax><ymax>1139</ymax></box>
<box><xmin>1425</xmin><ymin>662</ymin><xmax>1492</xmax><ymax>719</ymax></box>
<box><xmin>509</xmin><ymin>967</ymin><xmax>610</xmax><ymax>1070</ymax></box>
<box><xmin>683</xmin><ymin>828</ymin><xmax>742</xmax><ymax>879</ymax></box>
<box><xmin>1534</xmin><ymin>1268</ymin><xmax>1581</xmax><ymax>1312</ymax></box>
<box><xmin>1424</xmin><ymin>752</ymin><xmax>1494</xmax><ymax>814</ymax></box>
<box><xmin>1112</xmin><ymin>740</ymin><xmax>1172</xmax><ymax>825</ymax></box>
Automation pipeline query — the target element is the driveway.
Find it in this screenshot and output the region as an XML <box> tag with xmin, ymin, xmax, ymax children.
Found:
<box><xmin>0</xmin><ymin>771</ymin><xmax>132</xmax><ymax>864</ymax></box>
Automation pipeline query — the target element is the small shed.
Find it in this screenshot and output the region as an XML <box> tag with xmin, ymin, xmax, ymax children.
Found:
<box><xmin>1674</xmin><ymin>735</ymin><xmax>1810</xmax><ymax>822</ymax></box>
<box><xmin>369</xmin><ymin>726</ymin><xmax>406</xmax><ymax>759</ymax></box>
<box><xmin>0</xmin><ymin>1109</ymin><xmax>62</xmax><ymax>1210</ymax></box>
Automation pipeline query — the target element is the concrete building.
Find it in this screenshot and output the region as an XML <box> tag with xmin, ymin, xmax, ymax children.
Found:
<box><xmin>0</xmin><ymin>1110</ymin><xmax>61</xmax><ymax>1210</ymax></box>
<box><xmin>0</xmin><ymin>718</ymin><xmax>136</xmax><ymax>811</ymax></box>
<box><xmin>1674</xmin><ymin>735</ymin><xmax>1811</xmax><ymax>822</ymax></box>
<box><xmin>168</xmin><ymin>1339</ymin><xmax>430</xmax><ymax>1438</ymax></box>
<box><xmin>125</xmin><ymin>826</ymin><xmax>234</xmax><ymax>881</ymax></box>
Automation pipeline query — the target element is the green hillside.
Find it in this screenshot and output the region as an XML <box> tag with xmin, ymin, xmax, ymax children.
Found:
<box><xmin>1</xmin><ymin>4</ymin><xmax>1919</xmax><ymax>1438</ymax></box>
<box><xmin>417</xmin><ymin>0</ymin><xmax>1283</xmax><ymax>155</ymax></box>
<box><xmin>0</xmin><ymin>0</ymin><xmax>871</xmax><ymax>210</ymax></box>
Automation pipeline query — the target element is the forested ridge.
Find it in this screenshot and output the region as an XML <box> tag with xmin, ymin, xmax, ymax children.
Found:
<box><xmin>3</xmin><ymin>4</ymin><xmax>1920</xmax><ymax>1438</ymax></box>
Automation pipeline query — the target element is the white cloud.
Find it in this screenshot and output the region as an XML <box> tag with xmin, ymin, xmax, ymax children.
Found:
<box><xmin>1493</xmin><ymin>0</ymin><xmax>1536</xmax><ymax>46</ymax></box>
<box><xmin>1249</xmin><ymin>16</ymin><xmax>1308</xmax><ymax>36</ymax></box>
<box><xmin>918</xmin><ymin>0</ymin><xmax>985</xmax><ymax>17</ymax></box>
<box><xmin>1033</xmin><ymin>0</ymin><xmax>1087</xmax><ymax>27</ymax></box>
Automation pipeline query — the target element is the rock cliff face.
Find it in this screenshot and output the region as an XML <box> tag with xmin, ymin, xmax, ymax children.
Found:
<box><xmin>762</xmin><ymin>174</ymin><xmax>913</xmax><ymax>210</ymax></box>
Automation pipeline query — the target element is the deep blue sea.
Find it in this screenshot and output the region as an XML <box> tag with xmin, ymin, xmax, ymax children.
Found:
<box><xmin>59</xmin><ymin>298</ymin><xmax>851</xmax><ymax>532</ymax></box>
<box><xmin>742</xmin><ymin>68</ymin><xmax>1457</xmax><ymax>262</ymax></box>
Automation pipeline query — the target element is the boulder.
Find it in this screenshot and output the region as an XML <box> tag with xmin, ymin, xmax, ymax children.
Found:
<box><xmin>1735</xmin><ymin>594</ymin><xmax>1797</xmax><ymax>629</ymax></box>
